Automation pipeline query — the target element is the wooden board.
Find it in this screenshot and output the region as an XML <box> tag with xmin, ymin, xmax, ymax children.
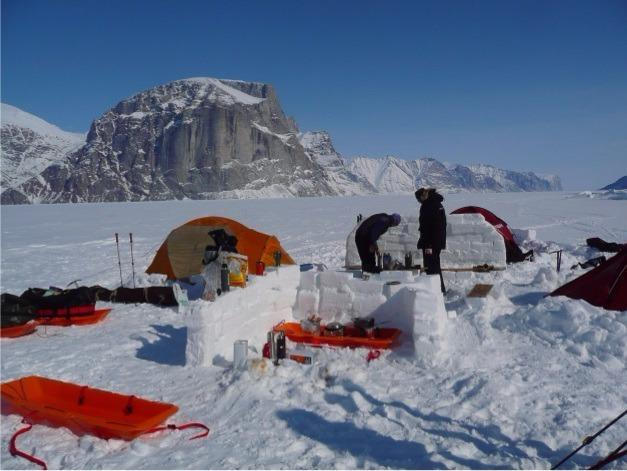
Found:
<box><xmin>467</xmin><ymin>284</ymin><xmax>494</xmax><ymax>298</ymax></box>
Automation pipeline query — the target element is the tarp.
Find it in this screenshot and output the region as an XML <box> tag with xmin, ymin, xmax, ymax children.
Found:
<box><xmin>146</xmin><ymin>216</ymin><xmax>295</xmax><ymax>279</ymax></box>
<box><xmin>450</xmin><ymin>206</ymin><xmax>529</xmax><ymax>263</ymax></box>
<box><xmin>551</xmin><ymin>247</ymin><xmax>627</xmax><ymax>311</ymax></box>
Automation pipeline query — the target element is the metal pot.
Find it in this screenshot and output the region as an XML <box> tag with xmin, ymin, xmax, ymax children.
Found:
<box><xmin>324</xmin><ymin>322</ymin><xmax>344</xmax><ymax>337</ymax></box>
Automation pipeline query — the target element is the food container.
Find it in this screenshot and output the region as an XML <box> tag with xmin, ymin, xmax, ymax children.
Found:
<box><xmin>300</xmin><ymin>318</ymin><xmax>321</xmax><ymax>334</ymax></box>
<box><xmin>324</xmin><ymin>322</ymin><xmax>344</xmax><ymax>337</ymax></box>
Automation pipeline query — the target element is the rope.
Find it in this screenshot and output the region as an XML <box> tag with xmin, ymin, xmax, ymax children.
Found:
<box><xmin>7</xmin><ymin>419</ymin><xmax>209</xmax><ymax>469</ymax></box>
<box><xmin>9</xmin><ymin>419</ymin><xmax>47</xmax><ymax>470</ymax></box>
<box><xmin>589</xmin><ymin>440</ymin><xmax>627</xmax><ymax>470</ymax></box>
<box><xmin>141</xmin><ymin>422</ymin><xmax>210</xmax><ymax>440</ymax></box>
<box><xmin>552</xmin><ymin>409</ymin><xmax>627</xmax><ymax>469</ymax></box>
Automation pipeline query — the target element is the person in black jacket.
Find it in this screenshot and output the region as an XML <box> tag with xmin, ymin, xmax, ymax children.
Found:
<box><xmin>415</xmin><ymin>188</ymin><xmax>447</xmax><ymax>293</ymax></box>
<box><xmin>355</xmin><ymin>213</ymin><xmax>401</xmax><ymax>273</ymax></box>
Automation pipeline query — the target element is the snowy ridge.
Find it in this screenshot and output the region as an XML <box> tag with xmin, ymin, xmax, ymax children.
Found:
<box><xmin>1</xmin><ymin>104</ymin><xmax>85</xmax><ymax>196</ymax></box>
<box><xmin>343</xmin><ymin>155</ymin><xmax>562</xmax><ymax>194</ymax></box>
<box><xmin>1</xmin><ymin>103</ymin><xmax>84</xmax><ymax>141</ymax></box>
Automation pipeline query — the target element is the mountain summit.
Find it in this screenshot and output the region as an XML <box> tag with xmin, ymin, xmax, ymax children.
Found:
<box><xmin>1</xmin><ymin>78</ymin><xmax>562</xmax><ymax>204</ymax></box>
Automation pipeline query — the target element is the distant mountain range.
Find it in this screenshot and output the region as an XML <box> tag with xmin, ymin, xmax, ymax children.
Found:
<box><xmin>600</xmin><ymin>176</ymin><xmax>627</xmax><ymax>191</ymax></box>
<box><xmin>1</xmin><ymin>78</ymin><xmax>561</xmax><ymax>204</ymax></box>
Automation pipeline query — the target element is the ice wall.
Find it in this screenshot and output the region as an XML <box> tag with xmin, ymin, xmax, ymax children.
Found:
<box><xmin>185</xmin><ymin>265</ymin><xmax>299</xmax><ymax>367</ymax></box>
<box><xmin>293</xmin><ymin>270</ymin><xmax>448</xmax><ymax>365</ymax></box>
<box><xmin>345</xmin><ymin>214</ymin><xmax>507</xmax><ymax>270</ymax></box>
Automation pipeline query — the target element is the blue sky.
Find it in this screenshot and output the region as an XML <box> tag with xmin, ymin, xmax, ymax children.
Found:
<box><xmin>2</xmin><ymin>0</ymin><xmax>626</xmax><ymax>190</ymax></box>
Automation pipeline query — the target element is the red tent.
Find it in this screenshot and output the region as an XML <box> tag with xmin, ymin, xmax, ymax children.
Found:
<box><xmin>551</xmin><ymin>248</ymin><xmax>627</xmax><ymax>311</ymax></box>
<box><xmin>450</xmin><ymin>206</ymin><xmax>530</xmax><ymax>263</ymax></box>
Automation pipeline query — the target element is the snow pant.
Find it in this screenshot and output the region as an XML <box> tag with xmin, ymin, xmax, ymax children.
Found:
<box><xmin>423</xmin><ymin>249</ymin><xmax>446</xmax><ymax>293</ymax></box>
<box><xmin>356</xmin><ymin>234</ymin><xmax>380</xmax><ymax>273</ymax></box>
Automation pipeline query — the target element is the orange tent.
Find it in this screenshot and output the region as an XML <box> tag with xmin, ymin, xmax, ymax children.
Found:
<box><xmin>146</xmin><ymin>216</ymin><xmax>295</xmax><ymax>279</ymax></box>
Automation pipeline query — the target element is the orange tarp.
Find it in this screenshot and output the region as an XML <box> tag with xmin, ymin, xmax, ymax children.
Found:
<box><xmin>146</xmin><ymin>216</ymin><xmax>295</xmax><ymax>279</ymax></box>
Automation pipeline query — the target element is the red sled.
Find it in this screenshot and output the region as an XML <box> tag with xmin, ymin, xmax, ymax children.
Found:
<box><xmin>0</xmin><ymin>321</ymin><xmax>39</xmax><ymax>339</ymax></box>
<box><xmin>1</xmin><ymin>375</ymin><xmax>179</xmax><ymax>441</ymax></box>
<box><xmin>273</xmin><ymin>322</ymin><xmax>401</xmax><ymax>350</ymax></box>
<box><xmin>36</xmin><ymin>308</ymin><xmax>111</xmax><ymax>326</ymax></box>
<box><xmin>35</xmin><ymin>304</ymin><xmax>95</xmax><ymax>317</ymax></box>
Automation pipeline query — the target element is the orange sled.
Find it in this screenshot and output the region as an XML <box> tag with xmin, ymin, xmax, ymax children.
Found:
<box><xmin>0</xmin><ymin>321</ymin><xmax>39</xmax><ymax>339</ymax></box>
<box><xmin>0</xmin><ymin>376</ymin><xmax>179</xmax><ymax>440</ymax></box>
<box><xmin>36</xmin><ymin>308</ymin><xmax>111</xmax><ymax>327</ymax></box>
<box><xmin>273</xmin><ymin>322</ymin><xmax>402</xmax><ymax>349</ymax></box>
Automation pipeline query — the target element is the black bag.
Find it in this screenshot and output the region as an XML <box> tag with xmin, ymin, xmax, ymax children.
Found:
<box><xmin>1</xmin><ymin>293</ymin><xmax>37</xmax><ymax>327</ymax></box>
<box><xmin>110</xmin><ymin>287</ymin><xmax>177</xmax><ymax>306</ymax></box>
<box><xmin>20</xmin><ymin>286</ymin><xmax>97</xmax><ymax>313</ymax></box>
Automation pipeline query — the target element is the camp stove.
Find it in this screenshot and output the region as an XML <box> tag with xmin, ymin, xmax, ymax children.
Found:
<box><xmin>352</xmin><ymin>317</ymin><xmax>376</xmax><ymax>338</ymax></box>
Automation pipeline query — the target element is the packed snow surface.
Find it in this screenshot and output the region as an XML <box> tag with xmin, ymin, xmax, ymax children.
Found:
<box><xmin>1</xmin><ymin>192</ymin><xmax>626</xmax><ymax>469</ymax></box>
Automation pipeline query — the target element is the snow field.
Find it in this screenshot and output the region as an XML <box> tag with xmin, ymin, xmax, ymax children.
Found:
<box><xmin>1</xmin><ymin>192</ymin><xmax>626</xmax><ymax>469</ymax></box>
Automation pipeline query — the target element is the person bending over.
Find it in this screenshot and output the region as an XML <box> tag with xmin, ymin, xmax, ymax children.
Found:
<box><xmin>355</xmin><ymin>213</ymin><xmax>401</xmax><ymax>273</ymax></box>
<box><xmin>415</xmin><ymin>188</ymin><xmax>447</xmax><ymax>293</ymax></box>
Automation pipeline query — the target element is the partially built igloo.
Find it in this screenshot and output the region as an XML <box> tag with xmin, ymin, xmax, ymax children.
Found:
<box><xmin>345</xmin><ymin>213</ymin><xmax>507</xmax><ymax>270</ymax></box>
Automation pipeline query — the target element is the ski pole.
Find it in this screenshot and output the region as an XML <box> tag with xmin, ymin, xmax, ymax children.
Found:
<box><xmin>552</xmin><ymin>409</ymin><xmax>626</xmax><ymax>469</ymax></box>
<box><xmin>115</xmin><ymin>233</ymin><xmax>124</xmax><ymax>287</ymax></box>
<box><xmin>129</xmin><ymin>233</ymin><xmax>136</xmax><ymax>288</ymax></box>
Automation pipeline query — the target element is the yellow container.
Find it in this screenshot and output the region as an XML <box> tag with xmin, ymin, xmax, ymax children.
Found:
<box><xmin>226</xmin><ymin>253</ymin><xmax>248</xmax><ymax>287</ymax></box>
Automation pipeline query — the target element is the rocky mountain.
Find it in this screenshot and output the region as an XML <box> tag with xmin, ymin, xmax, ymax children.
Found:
<box><xmin>344</xmin><ymin>156</ymin><xmax>561</xmax><ymax>193</ymax></box>
<box><xmin>1</xmin><ymin>78</ymin><xmax>562</xmax><ymax>204</ymax></box>
<box><xmin>601</xmin><ymin>176</ymin><xmax>627</xmax><ymax>190</ymax></box>
<box><xmin>2</xmin><ymin>79</ymin><xmax>336</xmax><ymax>203</ymax></box>
<box><xmin>298</xmin><ymin>131</ymin><xmax>376</xmax><ymax>195</ymax></box>
<box><xmin>1</xmin><ymin>104</ymin><xmax>85</xmax><ymax>204</ymax></box>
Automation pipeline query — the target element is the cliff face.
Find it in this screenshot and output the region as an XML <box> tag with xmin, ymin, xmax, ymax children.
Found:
<box><xmin>41</xmin><ymin>78</ymin><xmax>333</xmax><ymax>202</ymax></box>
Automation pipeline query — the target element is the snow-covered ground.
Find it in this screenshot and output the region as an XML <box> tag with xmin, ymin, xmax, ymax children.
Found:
<box><xmin>1</xmin><ymin>192</ymin><xmax>626</xmax><ymax>469</ymax></box>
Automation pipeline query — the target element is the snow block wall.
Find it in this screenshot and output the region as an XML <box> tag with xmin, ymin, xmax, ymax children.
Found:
<box><xmin>345</xmin><ymin>214</ymin><xmax>506</xmax><ymax>270</ymax></box>
<box><xmin>293</xmin><ymin>270</ymin><xmax>448</xmax><ymax>365</ymax></box>
<box><xmin>185</xmin><ymin>265</ymin><xmax>299</xmax><ymax>367</ymax></box>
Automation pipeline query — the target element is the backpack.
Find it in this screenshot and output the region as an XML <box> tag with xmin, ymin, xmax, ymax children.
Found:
<box><xmin>1</xmin><ymin>293</ymin><xmax>38</xmax><ymax>327</ymax></box>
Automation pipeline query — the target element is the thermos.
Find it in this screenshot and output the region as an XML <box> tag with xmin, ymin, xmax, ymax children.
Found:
<box><xmin>404</xmin><ymin>252</ymin><xmax>413</xmax><ymax>269</ymax></box>
<box><xmin>255</xmin><ymin>260</ymin><xmax>265</xmax><ymax>276</ymax></box>
<box><xmin>273</xmin><ymin>250</ymin><xmax>281</xmax><ymax>267</ymax></box>
<box><xmin>220</xmin><ymin>263</ymin><xmax>230</xmax><ymax>293</ymax></box>
<box><xmin>276</xmin><ymin>331</ymin><xmax>286</xmax><ymax>360</ymax></box>
<box><xmin>376</xmin><ymin>252</ymin><xmax>382</xmax><ymax>270</ymax></box>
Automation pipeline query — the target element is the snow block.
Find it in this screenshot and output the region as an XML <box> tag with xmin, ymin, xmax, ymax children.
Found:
<box><xmin>347</xmin><ymin>277</ymin><xmax>385</xmax><ymax>296</ymax></box>
<box><xmin>351</xmin><ymin>293</ymin><xmax>388</xmax><ymax>318</ymax></box>
<box><xmin>293</xmin><ymin>289</ymin><xmax>319</xmax><ymax>320</ymax></box>
<box><xmin>318</xmin><ymin>287</ymin><xmax>353</xmax><ymax>321</ymax></box>
<box><xmin>318</xmin><ymin>271</ymin><xmax>353</xmax><ymax>291</ymax></box>
<box><xmin>185</xmin><ymin>265</ymin><xmax>299</xmax><ymax>367</ymax></box>
<box><xmin>299</xmin><ymin>271</ymin><xmax>319</xmax><ymax>292</ymax></box>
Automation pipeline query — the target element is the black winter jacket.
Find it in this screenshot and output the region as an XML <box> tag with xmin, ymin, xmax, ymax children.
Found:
<box><xmin>417</xmin><ymin>191</ymin><xmax>447</xmax><ymax>250</ymax></box>
<box><xmin>356</xmin><ymin>213</ymin><xmax>396</xmax><ymax>245</ymax></box>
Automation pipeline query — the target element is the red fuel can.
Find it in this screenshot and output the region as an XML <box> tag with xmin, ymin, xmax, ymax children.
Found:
<box><xmin>255</xmin><ymin>260</ymin><xmax>266</xmax><ymax>276</ymax></box>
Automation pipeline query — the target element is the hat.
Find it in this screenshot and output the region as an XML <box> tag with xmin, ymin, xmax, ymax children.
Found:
<box><xmin>391</xmin><ymin>213</ymin><xmax>401</xmax><ymax>225</ymax></box>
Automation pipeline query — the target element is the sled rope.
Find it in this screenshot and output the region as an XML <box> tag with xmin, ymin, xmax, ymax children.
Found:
<box><xmin>141</xmin><ymin>422</ymin><xmax>210</xmax><ymax>440</ymax></box>
<box><xmin>9</xmin><ymin>418</ymin><xmax>47</xmax><ymax>470</ymax></box>
<box><xmin>552</xmin><ymin>409</ymin><xmax>626</xmax><ymax>469</ymax></box>
<box><xmin>589</xmin><ymin>439</ymin><xmax>626</xmax><ymax>469</ymax></box>
<box><xmin>8</xmin><ymin>418</ymin><xmax>210</xmax><ymax>469</ymax></box>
